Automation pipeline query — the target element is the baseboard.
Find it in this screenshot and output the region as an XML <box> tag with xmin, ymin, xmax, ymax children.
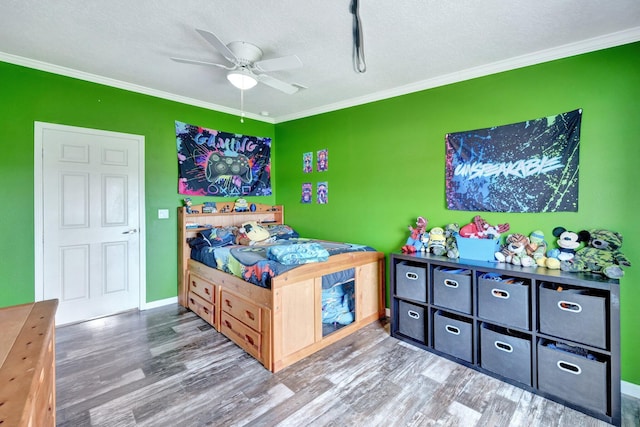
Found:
<box><xmin>141</xmin><ymin>296</ymin><xmax>178</xmax><ymax>310</ymax></box>
<box><xmin>622</xmin><ymin>380</ymin><xmax>640</xmax><ymax>399</ymax></box>
<box><xmin>385</xmin><ymin>307</ymin><xmax>390</xmax><ymax>318</ymax></box>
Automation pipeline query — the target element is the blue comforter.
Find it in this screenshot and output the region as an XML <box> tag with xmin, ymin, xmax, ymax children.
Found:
<box><xmin>190</xmin><ymin>238</ymin><xmax>375</xmax><ymax>288</ymax></box>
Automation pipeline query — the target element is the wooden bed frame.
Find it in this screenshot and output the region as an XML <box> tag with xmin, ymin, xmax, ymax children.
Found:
<box><xmin>178</xmin><ymin>202</ymin><xmax>385</xmax><ymax>372</ymax></box>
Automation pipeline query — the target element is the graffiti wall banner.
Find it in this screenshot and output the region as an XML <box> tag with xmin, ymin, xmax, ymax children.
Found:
<box><xmin>176</xmin><ymin>121</ymin><xmax>272</xmax><ymax>197</ymax></box>
<box><xmin>445</xmin><ymin>109</ymin><xmax>582</xmax><ymax>212</ymax></box>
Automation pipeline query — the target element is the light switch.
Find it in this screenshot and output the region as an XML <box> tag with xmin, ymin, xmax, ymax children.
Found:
<box><xmin>158</xmin><ymin>209</ymin><xmax>169</xmax><ymax>219</ymax></box>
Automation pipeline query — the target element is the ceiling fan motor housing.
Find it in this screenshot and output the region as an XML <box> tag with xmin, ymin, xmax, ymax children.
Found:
<box><xmin>227</xmin><ymin>41</ymin><xmax>263</xmax><ymax>66</ymax></box>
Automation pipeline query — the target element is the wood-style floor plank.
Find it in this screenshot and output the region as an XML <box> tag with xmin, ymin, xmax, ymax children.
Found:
<box><xmin>55</xmin><ymin>304</ymin><xmax>640</xmax><ymax>426</ymax></box>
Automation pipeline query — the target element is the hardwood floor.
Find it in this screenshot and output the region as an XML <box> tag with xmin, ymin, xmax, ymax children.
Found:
<box><xmin>55</xmin><ymin>305</ymin><xmax>640</xmax><ymax>426</ymax></box>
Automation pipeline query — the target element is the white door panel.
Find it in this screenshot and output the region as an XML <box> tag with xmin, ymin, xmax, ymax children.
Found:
<box><xmin>58</xmin><ymin>245</ymin><xmax>89</xmax><ymax>301</ymax></box>
<box><xmin>35</xmin><ymin>123</ymin><xmax>144</xmax><ymax>325</ymax></box>
<box><xmin>103</xmin><ymin>175</ymin><xmax>128</xmax><ymax>225</ymax></box>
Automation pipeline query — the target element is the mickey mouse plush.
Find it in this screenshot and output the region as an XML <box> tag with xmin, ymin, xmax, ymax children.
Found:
<box><xmin>549</xmin><ymin>227</ymin><xmax>590</xmax><ymax>262</ymax></box>
<box><xmin>536</xmin><ymin>226</ymin><xmax>588</xmax><ymax>269</ymax></box>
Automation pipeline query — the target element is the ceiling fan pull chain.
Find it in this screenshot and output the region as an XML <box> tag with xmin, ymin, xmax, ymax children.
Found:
<box><xmin>351</xmin><ymin>0</ymin><xmax>367</xmax><ymax>73</ymax></box>
<box><xmin>240</xmin><ymin>89</ymin><xmax>245</xmax><ymax>123</ymax></box>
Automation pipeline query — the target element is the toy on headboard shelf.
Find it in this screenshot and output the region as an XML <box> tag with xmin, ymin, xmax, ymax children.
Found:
<box><xmin>201</xmin><ymin>202</ymin><xmax>217</xmax><ymax>214</ymax></box>
<box><xmin>235</xmin><ymin>198</ymin><xmax>249</xmax><ymax>212</ymax></box>
<box><xmin>183</xmin><ymin>198</ymin><xmax>199</xmax><ymax>214</ymax></box>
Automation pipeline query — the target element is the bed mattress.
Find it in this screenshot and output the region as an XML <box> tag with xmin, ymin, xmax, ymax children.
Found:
<box><xmin>190</xmin><ymin>237</ymin><xmax>375</xmax><ymax>289</ymax></box>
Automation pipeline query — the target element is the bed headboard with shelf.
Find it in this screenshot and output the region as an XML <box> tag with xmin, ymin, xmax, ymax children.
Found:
<box><xmin>177</xmin><ymin>202</ymin><xmax>284</xmax><ymax>306</ymax></box>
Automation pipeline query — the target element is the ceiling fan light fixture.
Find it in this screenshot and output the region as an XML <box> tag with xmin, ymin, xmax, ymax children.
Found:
<box><xmin>227</xmin><ymin>69</ymin><xmax>257</xmax><ymax>90</ymax></box>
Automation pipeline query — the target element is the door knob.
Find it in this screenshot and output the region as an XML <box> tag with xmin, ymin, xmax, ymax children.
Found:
<box><xmin>122</xmin><ymin>229</ymin><xmax>138</xmax><ymax>234</ymax></box>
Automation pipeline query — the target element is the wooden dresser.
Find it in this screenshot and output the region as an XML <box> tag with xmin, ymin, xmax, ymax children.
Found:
<box><xmin>0</xmin><ymin>299</ymin><xmax>58</xmax><ymax>427</ymax></box>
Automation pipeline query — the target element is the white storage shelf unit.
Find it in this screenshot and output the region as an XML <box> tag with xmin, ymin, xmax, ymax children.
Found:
<box><xmin>390</xmin><ymin>252</ymin><xmax>621</xmax><ymax>426</ymax></box>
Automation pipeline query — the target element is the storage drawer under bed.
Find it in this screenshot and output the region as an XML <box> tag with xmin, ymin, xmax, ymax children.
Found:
<box><xmin>188</xmin><ymin>291</ymin><xmax>216</xmax><ymax>328</ymax></box>
<box><xmin>188</xmin><ymin>273</ymin><xmax>216</xmax><ymax>304</ymax></box>
<box><xmin>221</xmin><ymin>290</ymin><xmax>263</xmax><ymax>332</ymax></box>
<box><xmin>220</xmin><ymin>311</ymin><xmax>263</xmax><ymax>361</ymax></box>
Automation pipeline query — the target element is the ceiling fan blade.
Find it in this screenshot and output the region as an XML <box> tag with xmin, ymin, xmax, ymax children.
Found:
<box><xmin>254</xmin><ymin>55</ymin><xmax>302</xmax><ymax>72</ymax></box>
<box><xmin>170</xmin><ymin>57</ymin><xmax>233</xmax><ymax>70</ymax></box>
<box><xmin>195</xmin><ymin>29</ymin><xmax>238</xmax><ymax>63</ymax></box>
<box><xmin>255</xmin><ymin>74</ymin><xmax>300</xmax><ymax>94</ymax></box>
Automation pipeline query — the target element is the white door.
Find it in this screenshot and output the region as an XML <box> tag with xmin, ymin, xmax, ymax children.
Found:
<box><xmin>34</xmin><ymin>123</ymin><xmax>145</xmax><ymax>325</ymax></box>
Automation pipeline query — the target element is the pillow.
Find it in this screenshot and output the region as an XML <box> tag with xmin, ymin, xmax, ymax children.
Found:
<box><xmin>266</xmin><ymin>224</ymin><xmax>300</xmax><ymax>240</ymax></box>
<box><xmin>235</xmin><ymin>221</ymin><xmax>272</xmax><ymax>245</ymax></box>
<box><xmin>242</xmin><ymin>221</ymin><xmax>270</xmax><ymax>242</ymax></box>
<box><xmin>199</xmin><ymin>226</ymin><xmax>236</xmax><ymax>248</ymax></box>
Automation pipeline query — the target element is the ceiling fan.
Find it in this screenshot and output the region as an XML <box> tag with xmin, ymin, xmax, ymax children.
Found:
<box><xmin>171</xmin><ymin>29</ymin><xmax>303</xmax><ymax>94</ymax></box>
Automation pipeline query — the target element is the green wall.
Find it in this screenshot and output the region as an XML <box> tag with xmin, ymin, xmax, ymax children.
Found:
<box><xmin>0</xmin><ymin>61</ymin><xmax>274</xmax><ymax>305</ymax></box>
<box><xmin>274</xmin><ymin>42</ymin><xmax>640</xmax><ymax>384</ymax></box>
<box><xmin>1</xmin><ymin>42</ymin><xmax>639</xmax><ymax>384</ymax></box>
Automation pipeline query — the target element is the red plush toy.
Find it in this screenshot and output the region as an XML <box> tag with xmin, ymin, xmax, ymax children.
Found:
<box><xmin>459</xmin><ymin>215</ymin><xmax>510</xmax><ymax>239</ymax></box>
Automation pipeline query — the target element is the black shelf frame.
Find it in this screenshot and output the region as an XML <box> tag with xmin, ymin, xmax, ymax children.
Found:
<box><xmin>389</xmin><ymin>251</ymin><xmax>621</xmax><ymax>426</ymax></box>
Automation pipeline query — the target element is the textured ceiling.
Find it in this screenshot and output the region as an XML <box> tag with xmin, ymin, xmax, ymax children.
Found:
<box><xmin>1</xmin><ymin>0</ymin><xmax>639</xmax><ymax>123</ymax></box>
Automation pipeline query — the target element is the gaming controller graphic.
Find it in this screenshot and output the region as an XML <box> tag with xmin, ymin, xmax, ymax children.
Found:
<box><xmin>205</xmin><ymin>153</ymin><xmax>252</xmax><ymax>183</ymax></box>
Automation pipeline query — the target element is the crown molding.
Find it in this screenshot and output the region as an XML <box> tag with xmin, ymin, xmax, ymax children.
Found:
<box><xmin>0</xmin><ymin>52</ymin><xmax>275</xmax><ymax>124</ymax></box>
<box><xmin>274</xmin><ymin>26</ymin><xmax>640</xmax><ymax>123</ymax></box>
<box><xmin>2</xmin><ymin>26</ymin><xmax>639</xmax><ymax>125</ymax></box>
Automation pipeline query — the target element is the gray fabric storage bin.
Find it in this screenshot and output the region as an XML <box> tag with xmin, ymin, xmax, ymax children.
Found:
<box><xmin>539</xmin><ymin>283</ymin><xmax>607</xmax><ymax>348</ymax></box>
<box><xmin>480</xmin><ymin>324</ymin><xmax>532</xmax><ymax>386</ymax></box>
<box><xmin>397</xmin><ymin>300</ymin><xmax>427</xmax><ymax>343</ymax></box>
<box><xmin>478</xmin><ymin>276</ymin><xmax>530</xmax><ymax>329</ymax></box>
<box><xmin>433</xmin><ymin>310</ymin><xmax>473</xmax><ymax>362</ymax></box>
<box><xmin>432</xmin><ymin>267</ymin><xmax>472</xmax><ymax>314</ymax></box>
<box><xmin>396</xmin><ymin>262</ymin><xmax>428</xmax><ymax>302</ymax></box>
<box><xmin>537</xmin><ymin>341</ymin><xmax>608</xmax><ymax>414</ymax></box>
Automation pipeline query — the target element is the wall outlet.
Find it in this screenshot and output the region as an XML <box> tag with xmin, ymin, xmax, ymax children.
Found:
<box><xmin>158</xmin><ymin>209</ymin><xmax>169</xmax><ymax>219</ymax></box>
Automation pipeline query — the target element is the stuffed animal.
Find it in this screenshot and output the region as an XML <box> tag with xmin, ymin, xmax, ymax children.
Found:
<box><xmin>427</xmin><ymin>227</ymin><xmax>447</xmax><ymax>256</ymax></box>
<box><xmin>513</xmin><ymin>252</ymin><xmax>536</xmax><ymax>267</ymax></box>
<box><xmin>234</xmin><ymin>221</ymin><xmax>272</xmax><ymax>246</ymax></box>
<box><xmin>460</xmin><ymin>215</ymin><xmax>510</xmax><ymax>239</ymax></box>
<box><xmin>536</xmin><ymin>227</ymin><xmax>588</xmax><ymax>269</ymax></box>
<box><xmin>402</xmin><ymin>217</ymin><xmax>428</xmax><ymax>253</ymax></box>
<box><xmin>495</xmin><ymin>233</ymin><xmax>528</xmax><ymax>264</ymax></box>
<box><xmin>419</xmin><ymin>232</ymin><xmax>430</xmax><ymax>253</ymax></box>
<box><xmin>459</xmin><ymin>221</ymin><xmax>480</xmax><ymax>238</ymax></box>
<box><xmin>475</xmin><ymin>215</ymin><xmax>510</xmax><ymax>240</ymax></box>
<box><xmin>561</xmin><ymin>229</ymin><xmax>631</xmax><ymax>279</ymax></box>
<box><xmin>550</xmin><ymin>227</ymin><xmax>590</xmax><ymax>261</ymax></box>
<box><xmin>526</xmin><ymin>230</ymin><xmax>547</xmax><ymax>260</ymax></box>
<box><xmin>234</xmin><ymin>198</ymin><xmax>249</xmax><ymax>212</ymax></box>
<box><xmin>444</xmin><ymin>223</ymin><xmax>460</xmax><ymax>259</ymax></box>
<box><xmin>511</xmin><ymin>233</ymin><xmax>537</xmax><ymax>267</ymax></box>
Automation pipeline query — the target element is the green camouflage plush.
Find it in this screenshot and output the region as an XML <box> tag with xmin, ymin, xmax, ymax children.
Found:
<box><xmin>444</xmin><ymin>223</ymin><xmax>460</xmax><ymax>259</ymax></box>
<box><xmin>560</xmin><ymin>229</ymin><xmax>631</xmax><ymax>279</ymax></box>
